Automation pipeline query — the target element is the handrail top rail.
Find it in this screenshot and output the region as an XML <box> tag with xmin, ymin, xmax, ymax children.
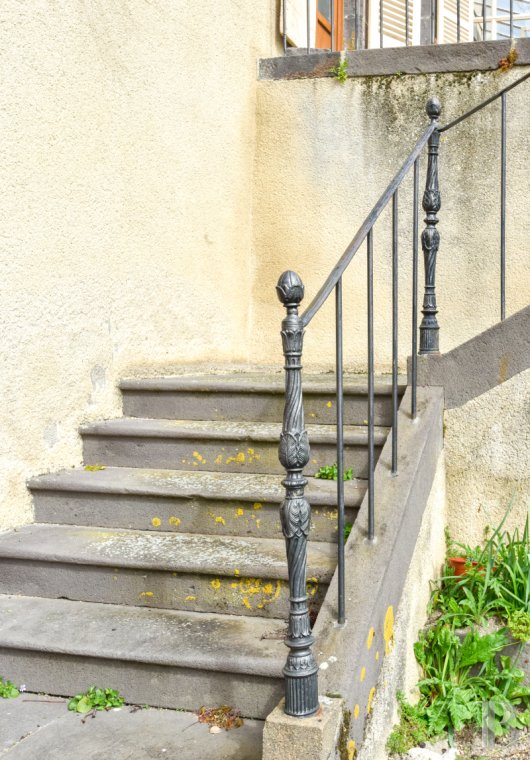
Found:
<box><xmin>301</xmin><ymin>119</ymin><xmax>437</xmax><ymax>327</ymax></box>
<box><xmin>439</xmin><ymin>70</ymin><xmax>530</xmax><ymax>133</ymax></box>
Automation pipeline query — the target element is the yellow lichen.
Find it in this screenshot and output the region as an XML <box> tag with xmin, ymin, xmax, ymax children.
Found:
<box><xmin>168</xmin><ymin>516</ymin><xmax>181</xmax><ymax>527</ymax></box>
<box><xmin>360</xmin><ymin>667</ymin><xmax>366</xmax><ymax>682</ymax></box>
<box><xmin>384</xmin><ymin>606</ymin><xmax>395</xmax><ymax>655</ymax></box>
<box><xmin>235</xmin><ymin>508</ymin><xmax>244</xmax><ymax>517</ymax></box>
<box><xmin>139</xmin><ymin>591</ymin><xmax>154</xmax><ymax>598</ymax></box>
<box><xmin>253</xmin><ymin>502</ymin><xmax>262</xmax><ymax>510</ymax></box>
<box><xmin>347</xmin><ymin>739</ymin><xmax>356</xmax><ymax>760</ymax></box>
<box><xmin>211</xmin><ymin>579</ymin><xmax>221</xmax><ymax>589</ymax></box>
<box><xmin>185</xmin><ymin>595</ymin><xmax>196</xmax><ymax>601</ymax></box>
<box><xmin>151</xmin><ymin>517</ymin><xmax>161</xmax><ymax>527</ymax></box>
<box><xmin>367</xmin><ymin>687</ymin><xmax>376</xmax><ymax>714</ymax></box>
<box><xmin>353</xmin><ymin>704</ymin><xmax>360</xmax><ymax>719</ymax></box>
<box><xmin>366</xmin><ymin>627</ymin><xmax>375</xmax><ymax>650</ymax></box>
<box><xmin>215</xmin><ymin>516</ymin><xmax>225</xmax><ymax>525</ymax></box>
<box><xmin>214</xmin><ymin>454</ymin><xmax>223</xmax><ymax>465</ymax></box>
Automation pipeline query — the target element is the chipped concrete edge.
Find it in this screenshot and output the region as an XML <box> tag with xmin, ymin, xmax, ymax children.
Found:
<box><xmin>408</xmin><ymin>304</ymin><xmax>530</xmax><ymax>408</ymax></box>
<box><xmin>259</xmin><ymin>39</ymin><xmax>530</xmax><ymax>80</ymax></box>
<box><xmin>307</xmin><ymin>386</ymin><xmax>444</xmax><ymax>754</ymax></box>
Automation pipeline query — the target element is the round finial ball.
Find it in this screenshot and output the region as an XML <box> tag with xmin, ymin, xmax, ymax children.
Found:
<box><xmin>426</xmin><ymin>97</ymin><xmax>441</xmax><ymax>120</ymax></box>
<box><xmin>276</xmin><ymin>271</ymin><xmax>305</xmax><ymax>306</ymax></box>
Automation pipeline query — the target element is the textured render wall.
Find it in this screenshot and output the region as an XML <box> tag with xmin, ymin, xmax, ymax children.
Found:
<box><xmin>445</xmin><ymin>368</ymin><xmax>530</xmax><ymax>547</ymax></box>
<box><xmin>358</xmin><ymin>454</ymin><xmax>447</xmax><ymax>760</ymax></box>
<box><xmin>0</xmin><ymin>1</ymin><xmax>281</xmax><ymax>529</ymax></box>
<box><xmin>253</xmin><ymin>68</ymin><xmax>530</xmax><ymax>370</ymax></box>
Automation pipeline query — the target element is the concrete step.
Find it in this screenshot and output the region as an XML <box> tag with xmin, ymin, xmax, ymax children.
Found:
<box><xmin>120</xmin><ymin>372</ymin><xmax>406</xmax><ymax>426</ymax></box>
<box><xmin>0</xmin><ymin>524</ymin><xmax>335</xmax><ymax>619</ymax></box>
<box><xmin>81</xmin><ymin>418</ymin><xmax>388</xmax><ymax>478</ymax></box>
<box><xmin>0</xmin><ymin>594</ymin><xmax>285</xmax><ymax>718</ymax></box>
<box><xmin>30</xmin><ymin>467</ymin><xmax>366</xmax><ymax>543</ymax></box>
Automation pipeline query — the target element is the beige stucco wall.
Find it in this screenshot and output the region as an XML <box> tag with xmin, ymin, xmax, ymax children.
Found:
<box><xmin>445</xmin><ymin>368</ymin><xmax>530</xmax><ymax>547</ymax></box>
<box><xmin>0</xmin><ymin>1</ymin><xmax>281</xmax><ymax>529</ymax></box>
<box><xmin>252</xmin><ymin>69</ymin><xmax>530</xmax><ymax>370</ymax></box>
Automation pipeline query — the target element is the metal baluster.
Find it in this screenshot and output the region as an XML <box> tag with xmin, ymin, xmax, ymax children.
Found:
<box><xmin>335</xmin><ymin>279</ymin><xmax>345</xmax><ymax>624</ymax></box>
<box><xmin>380</xmin><ymin>0</ymin><xmax>384</xmax><ymax>47</ymax></box>
<box><xmin>355</xmin><ymin>0</ymin><xmax>361</xmax><ymax>49</ymax></box>
<box><xmin>431</xmin><ymin>0</ymin><xmax>436</xmax><ymax>44</ymax></box>
<box><xmin>501</xmin><ymin>92</ymin><xmax>507</xmax><ymax>321</ymax></box>
<box><xmin>457</xmin><ymin>0</ymin><xmax>461</xmax><ymax>41</ymax></box>
<box><xmin>419</xmin><ymin>98</ymin><xmax>442</xmax><ymax>354</ymax></box>
<box><xmin>411</xmin><ymin>158</ymin><xmax>420</xmax><ymax>419</ymax></box>
<box><xmin>307</xmin><ymin>0</ymin><xmax>311</xmax><ymax>52</ymax></box>
<box><xmin>331</xmin><ymin>0</ymin><xmax>335</xmax><ymax>51</ymax></box>
<box><xmin>405</xmin><ymin>0</ymin><xmax>410</xmax><ymax>45</ymax></box>
<box><xmin>367</xmin><ymin>230</ymin><xmax>375</xmax><ymax>541</ymax></box>
<box><xmin>483</xmin><ymin>0</ymin><xmax>487</xmax><ymax>39</ymax></box>
<box><xmin>392</xmin><ymin>192</ymin><xmax>398</xmax><ymax>475</ymax></box>
<box><xmin>276</xmin><ymin>271</ymin><xmax>319</xmax><ymax>718</ymax></box>
<box><xmin>283</xmin><ymin>0</ymin><xmax>288</xmax><ymax>53</ymax></box>
<box><xmin>510</xmin><ymin>0</ymin><xmax>514</xmax><ymax>38</ymax></box>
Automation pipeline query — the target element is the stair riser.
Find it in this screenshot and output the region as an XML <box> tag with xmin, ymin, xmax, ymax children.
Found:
<box><xmin>122</xmin><ymin>390</ymin><xmax>395</xmax><ymax>426</ymax></box>
<box><xmin>0</xmin><ymin>649</ymin><xmax>283</xmax><ymax>718</ymax></box>
<box><xmin>0</xmin><ymin>560</ymin><xmax>328</xmax><ymax>619</ymax></box>
<box><xmin>32</xmin><ymin>491</ymin><xmax>357</xmax><ymax>543</ymax></box>
<box><xmin>82</xmin><ymin>436</ymin><xmax>382</xmax><ymax>478</ymax></box>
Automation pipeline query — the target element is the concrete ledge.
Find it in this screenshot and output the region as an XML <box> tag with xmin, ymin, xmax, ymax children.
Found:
<box><xmin>310</xmin><ymin>386</ymin><xmax>444</xmax><ymax>750</ymax></box>
<box><xmin>409</xmin><ymin>304</ymin><xmax>530</xmax><ymax>408</ymax></box>
<box><xmin>263</xmin><ymin>697</ymin><xmax>344</xmax><ymax>760</ymax></box>
<box><xmin>259</xmin><ymin>38</ymin><xmax>530</xmax><ymax>80</ymax></box>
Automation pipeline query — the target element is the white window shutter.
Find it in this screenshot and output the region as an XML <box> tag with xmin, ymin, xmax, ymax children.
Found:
<box><xmin>281</xmin><ymin>0</ymin><xmax>317</xmax><ymax>48</ymax></box>
<box><xmin>368</xmin><ymin>0</ymin><xmax>421</xmax><ymax>47</ymax></box>
<box><xmin>437</xmin><ymin>0</ymin><xmax>474</xmax><ymax>43</ymax></box>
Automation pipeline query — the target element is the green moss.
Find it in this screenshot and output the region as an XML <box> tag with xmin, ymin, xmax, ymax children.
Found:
<box><xmin>337</xmin><ymin>706</ymin><xmax>353</xmax><ymax>760</ymax></box>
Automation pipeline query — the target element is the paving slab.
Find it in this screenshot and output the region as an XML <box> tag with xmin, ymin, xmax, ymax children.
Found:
<box><xmin>0</xmin><ymin>694</ymin><xmax>263</xmax><ymax>759</ymax></box>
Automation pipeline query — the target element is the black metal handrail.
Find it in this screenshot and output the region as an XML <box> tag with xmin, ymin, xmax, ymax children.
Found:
<box><xmin>276</xmin><ymin>72</ymin><xmax>529</xmax><ymax>718</ymax></box>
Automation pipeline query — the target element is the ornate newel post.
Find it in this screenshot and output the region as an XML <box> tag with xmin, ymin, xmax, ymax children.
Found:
<box><xmin>276</xmin><ymin>271</ymin><xmax>319</xmax><ymax>718</ymax></box>
<box><xmin>419</xmin><ymin>97</ymin><xmax>442</xmax><ymax>354</ymax></box>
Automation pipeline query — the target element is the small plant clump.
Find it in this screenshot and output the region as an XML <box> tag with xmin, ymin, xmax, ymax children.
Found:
<box><xmin>0</xmin><ymin>677</ymin><xmax>20</xmax><ymax>699</ymax></box>
<box><xmin>315</xmin><ymin>463</ymin><xmax>354</xmax><ymax>481</ymax></box>
<box><xmin>197</xmin><ymin>705</ymin><xmax>243</xmax><ymax>731</ymax></box>
<box><xmin>498</xmin><ymin>47</ymin><xmax>518</xmax><ymax>71</ymax></box>
<box><xmin>84</xmin><ymin>464</ymin><xmax>106</xmax><ymax>471</ymax></box>
<box><xmin>330</xmin><ymin>58</ymin><xmax>349</xmax><ymax>84</ymax></box>
<box><xmin>68</xmin><ymin>686</ymin><xmax>125</xmax><ymax>714</ymax></box>
<box><xmin>387</xmin><ymin>508</ymin><xmax>530</xmax><ymax>754</ymax></box>
<box><xmin>344</xmin><ymin>522</ymin><xmax>353</xmax><ymax>543</ymax></box>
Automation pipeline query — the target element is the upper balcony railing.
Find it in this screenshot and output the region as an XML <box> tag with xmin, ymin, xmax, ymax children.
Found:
<box><xmin>281</xmin><ymin>0</ymin><xmax>530</xmax><ymax>54</ymax></box>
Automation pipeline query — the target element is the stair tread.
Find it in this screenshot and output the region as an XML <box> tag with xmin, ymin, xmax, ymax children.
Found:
<box><xmin>0</xmin><ymin>594</ymin><xmax>285</xmax><ymax>677</ymax></box>
<box><xmin>80</xmin><ymin>417</ymin><xmax>390</xmax><ymax>444</ymax></box>
<box><xmin>0</xmin><ymin>524</ymin><xmax>336</xmax><ymax>581</ymax></box>
<box><xmin>120</xmin><ymin>372</ymin><xmax>407</xmax><ymax>394</ymax></box>
<box><xmin>29</xmin><ymin>466</ymin><xmax>367</xmax><ymax>506</ymax></box>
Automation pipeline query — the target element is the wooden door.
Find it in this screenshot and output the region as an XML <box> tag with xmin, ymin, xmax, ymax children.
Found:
<box><xmin>316</xmin><ymin>0</ymin><xmax>344</xmax><ymax>48</ymax></box>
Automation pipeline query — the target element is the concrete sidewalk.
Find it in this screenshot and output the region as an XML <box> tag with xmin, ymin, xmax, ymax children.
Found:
<box><xmin>0</xmin><ymin>694</ymin><xmax>263</xmax><ymax>759</ymax></box>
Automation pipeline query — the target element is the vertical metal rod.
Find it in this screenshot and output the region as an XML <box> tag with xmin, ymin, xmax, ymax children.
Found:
<box><xmin>355</xmin><ymin>0</ymin><xmax>361</xmax><ymax>49</ymax></box>
<box><xmin>510</xmin><ymin>0</ymin><xmax>514</xmax><ymax>38</ymax></box>
<box><xmin>367</xmin><ymin>230</ymin><xmax>375</xmax><ymax>541</ymax></box>
<box><xmin>431</xmin><ymin>0</ymin><xmax>436</xmax><ymax>44</ymax></box>
<box><xmin>405</xmin><ymin>0</ymin><xmax>410</xmax><ymax>45</ymax></box>
<box><xmin>392</xmin><ymin>192</ymin><xmax>399</xmax><ymax>476</ymax></box>
<box><xmin>501</xmin><ymin>92</ymin><xmax>507</xmax><ymax>321</ymax></box>
<box><xmin>380</xmin><ymin>0</ymin><xmax>384</xmax><ymax>47</ymax></box>
<box><xmin>483</xmin><ymin>0</ymin><xmax>487</xmax><ymax>39</ymax></box>
<box><xmin>412</xmin><ymin>158</ymin><xmax>420</xmax><ymax>420</ymax></box>
<box><xmin>335</xmin><ymin>279</ymin><xmax>345</xmax><ymax>624</ymax></box>
<box><xmin>307</xmin><ymin>0</ymin><xmax>311</xmax><ymax>52</ymax></box>
<box><xmin>331</xmin><ymin>0</ymin><xmax>335</xmax><ymax>50</ymax></box>
<box><xmin>283</xmin><ymin>0</ymin><xmax>288</xmax><ymax>53</ymax></box>
<box><xmin>457</xmin><ymin>0</ymin><xmax>461</xmax><ymax>41</ymax></box>
<box><xmin>276</xmin><ymin>271</ymin><xmax>319</xmax><ymax>718</ymax></box>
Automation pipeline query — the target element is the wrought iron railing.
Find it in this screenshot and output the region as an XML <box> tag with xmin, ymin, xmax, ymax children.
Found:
<box><xmin>282</xmin><ymin>0</ymin><xmax>530</xmax><ymax>54</ymax></box>
<box><xmin>276</xmin><ymin>69</ymin><xmax>530</xmax><ymax>717</ymax></box>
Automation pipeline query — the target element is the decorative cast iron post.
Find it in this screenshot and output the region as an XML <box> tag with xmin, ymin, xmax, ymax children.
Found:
<box><xmin>419</xmin><ymin>97</ymin><xmax>442</xmax><ymax>354</ymax></box>
<box><xmin>276</xmin><ymin>271</ymin><xmax>319</xmax><ymax>718</ymax></box>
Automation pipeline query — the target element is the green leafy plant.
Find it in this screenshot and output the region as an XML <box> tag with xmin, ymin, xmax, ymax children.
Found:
<box><xmin>314</xmin><ymin>463</ymin><xmax>353</xmax><ymax>481</ymax></box>
<box><xmin>344</xmin><ymin>522</ymin><xmax>353</xmax><ymax>543</ymax></box>
<box><xmin>387</xmin><ymin>692</ymin><xmax>430</xmax><ymax>754</ymax></box>
<box><xmin>0</xmin><ymin>677</ymin><xmax>19</xmax><ymax>699</ymax></box>
<box><xmin>330</xmin><ymin>58</ymin><xmax>348</xmax><ymax>84</ymax></box>
<box><xmin>508</xmin><ymin>610</ymin><xmax>530</xmax><ymax>643</ymax></box>
<box><xmin>68</xmin><ymin>686</ymin><xmax>125</xmax><ymax>714</ymax></box>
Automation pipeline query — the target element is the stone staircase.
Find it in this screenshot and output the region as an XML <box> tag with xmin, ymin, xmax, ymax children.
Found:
<box><xmin>0</xmin><ymin>372</ymin><xmax>400</xmax><ymax>719</ymax></box>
